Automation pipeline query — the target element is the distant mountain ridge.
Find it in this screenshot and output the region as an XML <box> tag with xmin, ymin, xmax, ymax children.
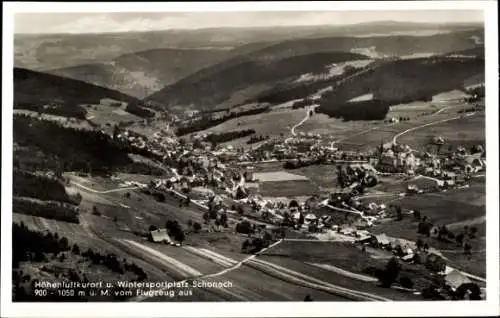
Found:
<box><xmin>144</xmin><ymin>29</ymin><xmax>483</xmax><ymax>114</ymax></box>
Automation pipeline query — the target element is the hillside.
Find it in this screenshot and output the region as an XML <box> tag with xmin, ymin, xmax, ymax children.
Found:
<box><xmin>15</xmin><ymin>21</ymin><xmax>480</xmax><ymax>70</ymax></box>
<box><xmin>145</xmin><ymin>30</ymin><xmax>483</xmax><ymax>114</ymax></box>
<box><xmin>145</xmin><ymin>51</ymin><xmax>370</xmax><ymax>113</ymax></box>
<box><xmin>46</xmin><ymin>48</ymin><xmax>236</xmax><ymax>98</ymax></box>
<box><xmin>14</xmin><ymin>67</ymin><xmax>140</xmax><ymax>106</ymax></box>
<box><xmin>316</xmin><ymin>56</ymin><xmax>484</xmax><ymax>120</ymax></box>
<box><xmin>14</xmin><ymin>67</ymin><xmax>144</xmax><ymax>119</ymax></box>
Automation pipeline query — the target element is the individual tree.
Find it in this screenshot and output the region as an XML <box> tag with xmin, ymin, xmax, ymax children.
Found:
<box><xmin>413</xmin><ymin>210</ymin><xmax>421</xmax><ymax>221</ymax></box>
<box><xmin>464</xmin><ymin>243</ymin><xmax>472</xmax><ymax>255</ymax></box>
<box><xmin>416</xmin><ymin>238</ymin><xmax>424</xmax><ymax>251</ymax></box>
<box><xmin>455</xmin><ymin>283</ymin><xmax>482</xmax><ymax>300</ymax></box>
<box><xmin>380</xmin><ymin>257</ymin><xmax>401</xmax><ymax>288</ymax></box>
<box><xmin>395</xmin><ymin>205</ymin><xmax>403</xmax><ymax>221</ymax></box>
<box><xmin>288</xmin><ymin>200</ymin><xmax>299</xmax><ymax>209</ymax></box>
<box><xmin>220</xmin><ymin>212</ymin><xmax>228</xmax><ymax>227</ymax></box>
<box><xmin>236</xmin><ymin>205</ymin><xmax>245</xmax><ymax>215</ymax></box>
<box><xmin>235</xmin><ymin>221</ymin><xmax>253</xmax><ymax>235</ymax></box>
<box><xmin>72</xmin><ymin>244</ymin><xmax>80</xmax><ymax>255</ymax></box>
<box><xmin>92</xmin><ymin>205</ymin><xmax>100</xmax><ymax>215</ymax></box>
<box><xmin>298</xmin><ymin>213</ymin><xmax>305</xmax><ymax>227</ymax></box>
<box><xmin>455</xmin><ymin>232</ymin><xmax>465</xmax><ymax>245</ymax></box>
<box><xmin>193</xmin><ymin>222</ymin><xmax>202</xmax><ymax>233</ymax></box>
<box><xmin>203</xmin><ymin>212</ymin><xmax>210</xmax><ymax>224</ymax></box>
<box><xmin>469</xmin><ymin>226</ymin><xmax>478</xmax><ymax>239</ymax></box>
<box><xmin>399</xmin><ymin>276</ymin><xmax>414</xmax><ymax>289</ymax></box>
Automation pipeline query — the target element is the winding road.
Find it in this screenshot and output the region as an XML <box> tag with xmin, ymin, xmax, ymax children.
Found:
<box><xmin>392</xmin><ymin>112</ymin><xmax>476</xmax><ymax>145</ymax></box>
<box><xmin>285</xmin><ymin>105</ymin><xmax>318</xmax><ymax>144</ymax></box>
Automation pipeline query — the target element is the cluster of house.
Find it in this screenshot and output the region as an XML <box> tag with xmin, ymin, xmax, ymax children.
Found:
<box><xmin>353</xmin><ymin>230</ymin><xmax>482</xmax><ymax>296</ymax></box>
<box><xmin>376</xmin><ymin>140</ymin><xmax>485</xmax><ymax>181</ymax></box>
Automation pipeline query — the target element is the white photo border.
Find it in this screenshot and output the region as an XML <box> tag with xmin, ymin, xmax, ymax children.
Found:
<box><xmin>2</xmin><ymin>1</ymin><xmax>498</xmax><ymax>317</ymax></box>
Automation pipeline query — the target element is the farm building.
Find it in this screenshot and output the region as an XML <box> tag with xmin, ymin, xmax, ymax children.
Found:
<box><xmin>149</xmin><ymin>229</ymin><xmax>173</xmax><ymax>244</ymax></box>
<box><xmin>445</xmin><ymin>270</ymin><xmax>472</xmax><ymax>291</ymax></box>
<box><xmin>316</xmin><ymin>203</ymin><xmax>370</xmax><ymax>227</ymax></box>
<box><xmin>458</xmin><ymin>154</ymin><xmax>485</xmax><ymax>173</ymax></box>
<box><xmin>407</xmin><ymin>175</ymin><xmax>443</xmax><ymax>191</ymax></box>
<box><xmin>374</xmin><ymin>233</ymin><xmax>391</xmax><ymax>247</ymax></box>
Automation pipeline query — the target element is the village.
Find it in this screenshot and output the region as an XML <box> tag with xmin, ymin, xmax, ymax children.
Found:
<box><xmin>103</xmin><ymin>100</ymin><xmax>487</xmax><ymax>300</ymax></box>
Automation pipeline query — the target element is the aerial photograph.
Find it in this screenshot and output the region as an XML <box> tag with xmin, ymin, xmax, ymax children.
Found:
<box><xmin>10</xmin><ymin>9</ymin><xmax>487</xmax><ymax>303</ymax></box>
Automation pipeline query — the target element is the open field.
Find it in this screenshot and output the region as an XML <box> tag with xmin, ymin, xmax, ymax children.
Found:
<box><xmin>255</xmin><ymin>255</ymin><xmax>423</xmax><ymax>300</ymax></box>
<box><xmin>442</xmin><ymin>237</ymin><xmax>486</xmax><ymax>277</ymax></box>
<box><xmin>384</xmin><ymin>99</ymin><xmax>454</xmax><ymax>120</ymax></box>
<box><xmin>203</xmin><ymin>108</ymin><xmax>306</xmax><ymax>138</ymax></box>
<box><xmin>292</xmin><ymin>164</ymin><xmax>339</xmax><ymax>192</ymax></box>
<box><xmin>83</xmin><ymin>104</ymin><xmax>142</xmax><ymax>126</ymax></box>
<box><xmin>397</xmin><ymin>113</ymin><xmax>485</xmax><ymax>151</ymax></box>
<box><xmin>253</xmin><ymin>171</ymin><xmax>309</xmax><ymax>182</ymax></box>
<box><xmin>297</xmin><ymin>113</ymin><xmax>378</xmax><ymax>138</ymax></box>
<box><xmin>261</xmin><ymin>240</ymin><xmax>386</xmax><ymax>274</ymax></box>
<box><xmin>203</xmin><ymin>264</ymin><xmax>350</xmax><ymax>301</ymax></box>
<box><xmin>258</xmin><ymin>180</ymin><xmax>320</xmax><ymax>198</ymax></box>
<box><xmin>184</xmin><ymin>232</ymin><xmax>250</xmax><ymax>260</ymax></box>
<box><xmin>395</xmin><ymin>184</ymin><xmax>485</xmax><ymax>226</ymax></box>
<box><xmin>333</xmin><ymin>109</ymin><xmax>478</xmax><ymax>151</ymax></box>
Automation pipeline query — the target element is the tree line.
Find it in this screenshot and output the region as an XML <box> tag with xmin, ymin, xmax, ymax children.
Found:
<box><xmin>13</xmin><ymin>197</ymin><xmax>80</xmax><ymax>223</ymax></box>
<box><xmin>247</xmin><ymin>135</ymin><xmax>269</xmax><ymax>145</ymax></box>
<box><xmin>15</xmin><ymin>102</ymin><xmax>88</xmax><ymax>119</ymax></box>
<box><xmin>206</xmin><ymin>129</ymin><xmax>256</xmax><ymax>144</ymax></box>
<box><xmin>316</xmin><ymin>100</ymin><xmax>390</xmax><ymax>121</ymax></box>
<box><xmin>13</xmin><ymin>169</ymin><xmax>74</xmax><ymax>204</ymax></box>
<box><xmin>175</xmin><ymin>106</ymin><xmax>270</xmax><ymax>136</ymax></box>
<box><xmin>125</xmin><ymin>103</ymin><xmax>155</xmax><ymax>118</ymax></box>
<box><xmin>14</xmin><ymin>115</ymin><xmax>165</xmax><ymax>176</ymax></box>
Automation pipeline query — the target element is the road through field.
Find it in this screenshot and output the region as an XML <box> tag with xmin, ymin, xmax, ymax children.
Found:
<box><xmin>131</xmin><ymin>239</ymin><xmax>284</xmax><ymax>301</ymax></box>
<box><xmin>70</xmin><ymin>181</ymin><xmax>138</xmax><ymax>194</ymax></box>
<box><xmin>285</xmin><ymin>105</ymin><xmax>318</xmax><ymax>144</ymax></box>
<box><xmin>247</xmin><ymin>258</ymin><xmax>390</xmax><ymax>301</ymax></box>
<box><xmin>392</xmin><ymin>112</ymin><xmax>476</xmax><ymax>145</ymax></box>
<box><xmin>305</xmin><ymin>262</ymin><xmax>378</xmax><ymax>282</ymax></box>
<box><xmin>329</xmin><ymin>104</ymin><xmax>462</xmax><ymax>150</ymax></box>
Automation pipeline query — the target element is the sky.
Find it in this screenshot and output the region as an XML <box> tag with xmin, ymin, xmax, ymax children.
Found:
<box><xmin>14</xmin><ymin>11</ymin><xmax>484</xmax><ymax>34</ymax></box>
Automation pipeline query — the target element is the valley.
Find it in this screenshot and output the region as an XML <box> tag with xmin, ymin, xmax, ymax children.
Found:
<box><xmin>10</xmin><ymin>17</ymin><xmax>488</xmax><ymax>304</ymax></box>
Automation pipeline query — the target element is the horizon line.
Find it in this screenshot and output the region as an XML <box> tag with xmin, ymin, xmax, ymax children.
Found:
<box><xmin>14</xmin><ymin>19</ymin><xmax>484</xmax><ymax>36</ymax></box>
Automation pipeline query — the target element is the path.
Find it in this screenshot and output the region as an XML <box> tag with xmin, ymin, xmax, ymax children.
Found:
<box><xmin>306</xmin><ymin>262</ymin><xmax>378</xmax><ymax>282</ymax></box>
<box><xmin>329</xmin><ymin>104</ymin><xmax>459</xmax><ymax>150</ymax></box>
<box><xmin>330</xmin><ymin>122</ymin><xmax>397</xmax><ymax>149</ymax></box>
<box><xmin>392</xmin><ymin>112</ymin><xmax>476</xmax><ymax>145</ymax></box>
<box><xmin>285</xmin><ymin>105</ymin><xmax>317</xmax><ymax>144</ymax></box>
<box><xmin>446</xmin><ymin>216</ymin><xmax>486</xmax><ymax>230</ymax></box>
<box><xmin>70</xmin><ymin>181</ymin><xmax>138</xmax><ymax>194</ymax></box>
<box><xmin>131</xmin><ymin>239</ymin><xmax>284</xmax><ymax>302</ymax></box>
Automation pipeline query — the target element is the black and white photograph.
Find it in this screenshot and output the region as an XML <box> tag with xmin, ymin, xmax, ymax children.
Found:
<box><xmin>1</xmin><ymin>1</ymin><xmax>499</xmax><ymax>317</ymax></box>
